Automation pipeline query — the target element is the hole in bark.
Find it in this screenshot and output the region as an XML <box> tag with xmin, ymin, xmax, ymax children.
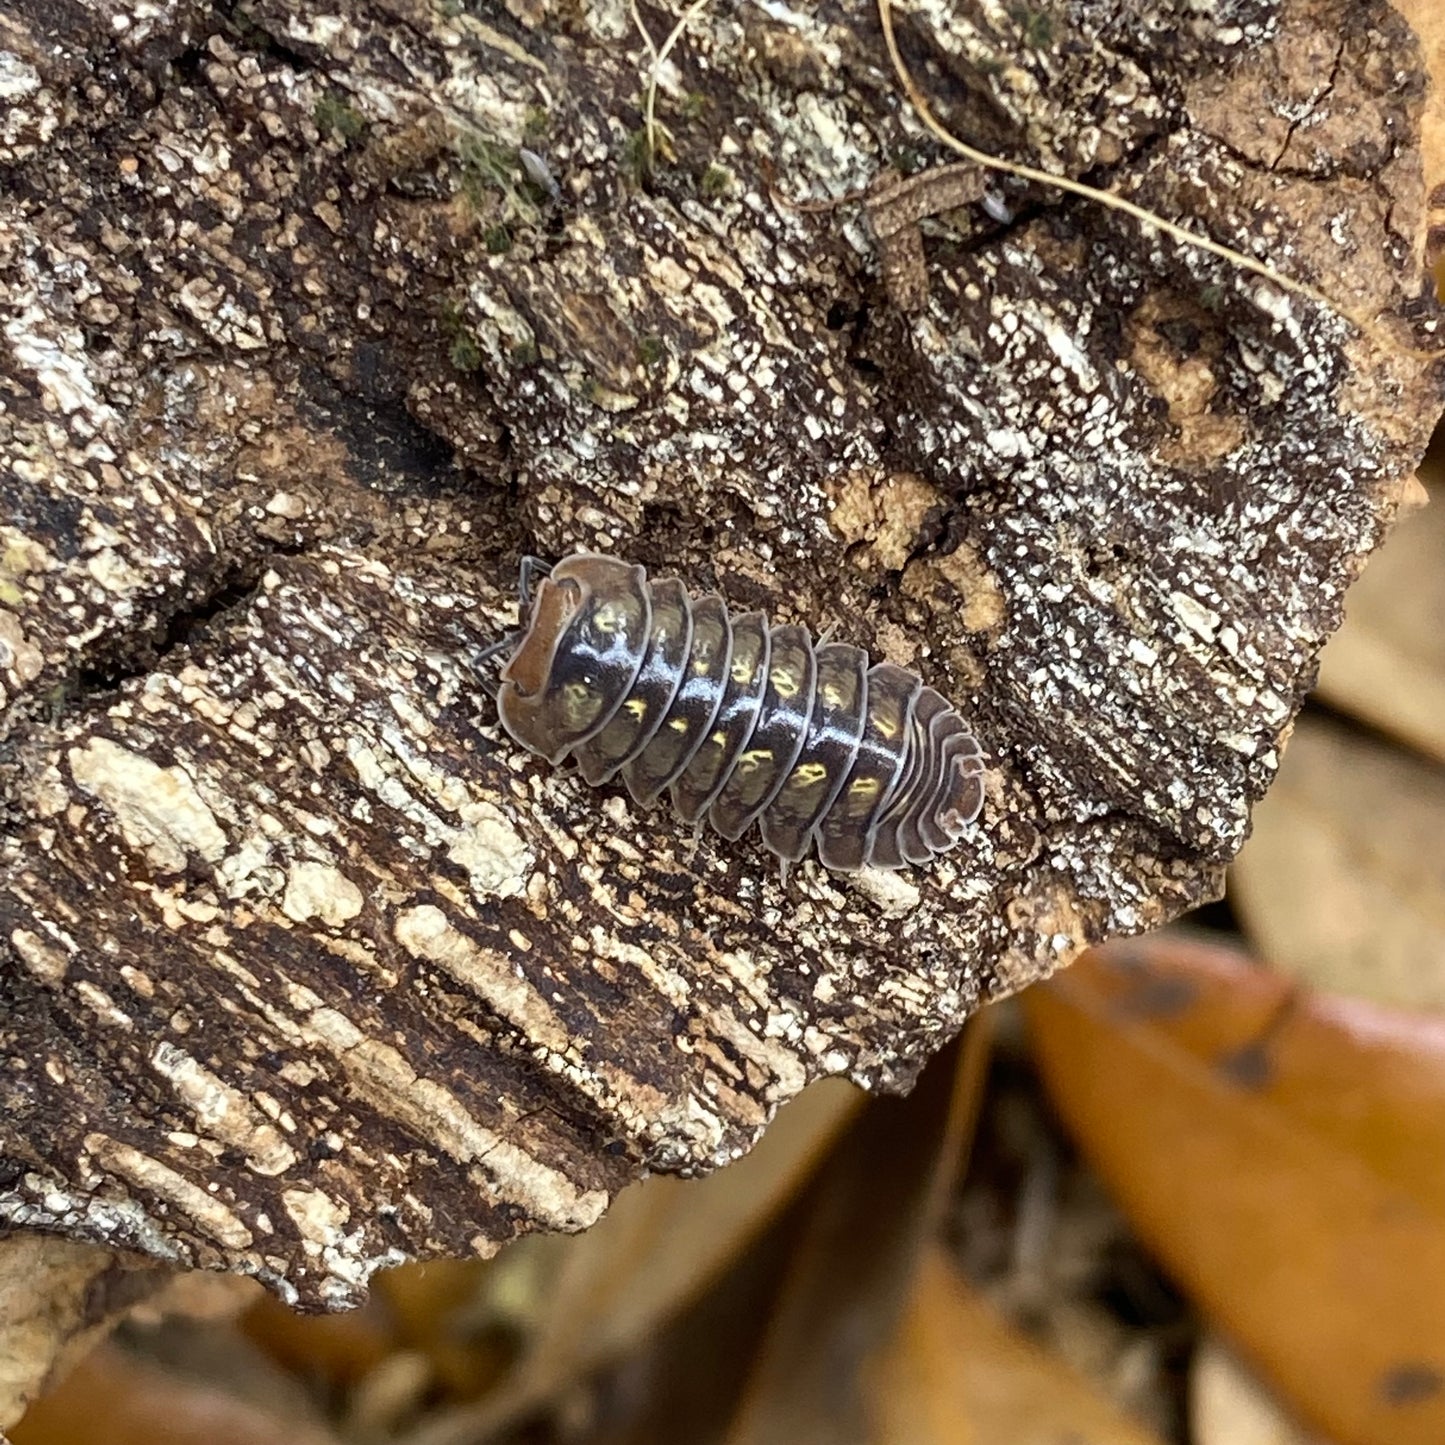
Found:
<box><xmin>1081</xmin><ymin>541</ymin><xmax>1132</xmax><ymax>579</ymax></box>
<box><xmin>163</xmin><ymin>42</ymin><xmax>211</xmax><ymax>89</ymax></box>
<box><xmin>154</xmin><ymin>570</ymin><xmax>273</xmax><ymax>658</ymax></box>
<box><xmin>73</xmin><ymin>563</ymin><xmax>277</xmax><ymax>699</ymax></box>
<box><xmin>1154</xmin><ymin>317</ymin><xmax>1204</xmax><ymax>356</ymax></box>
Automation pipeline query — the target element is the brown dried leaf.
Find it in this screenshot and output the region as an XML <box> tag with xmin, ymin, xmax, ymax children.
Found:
<box><xmin>0</xmin><ymin>1239</ymin><xmax>166</xmax><ymax>1431</ymax></box>
<box><xmin>401</xmin><ymin>1077</ymin><xmax>861</xmax><ymax>1445</ymax></box>
<box><xmin>868</xmin><ymin>1247</ymin><xmax>1167</xmax><ymax>1445</ymax></box>
<box><xmin>11</xmin><ymin>1341</ymin><xmax>342</xmax><ymax>1445</ymax></box>
<box><xmin>1025</xmin><ymin>935</ymin><xmax>1445</xmax><ymax>1445</ymax></box>
<box><xmin>724</xmin><ymin>1029</ymin><xmax>989</xmax><ymax>1445</ymax></box>
<box><xmin>1315</xmin><ymin>463</ymin><xmax>1445</xmax><ymax>762</ymax></box>
<box><xmin>1231</xmin><ymin>715</ymin><xmax>1445</xmax><ymax>1007</ymax></box>
<box><xmin>240</xmin><ymin>1289</ymin><xmax>397</xmax><ymax>1396</ymax></box>
<box><xmin>509</xmin><ymin>1078</ymin><xmax>860</xmax><ymax>1382</ymax></box>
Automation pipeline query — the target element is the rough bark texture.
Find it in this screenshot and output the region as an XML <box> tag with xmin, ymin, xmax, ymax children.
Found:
<box><xmin>1</xmin><ymin>0</ymin><xmax>1442</xmax><ymax>1315</ymax></box>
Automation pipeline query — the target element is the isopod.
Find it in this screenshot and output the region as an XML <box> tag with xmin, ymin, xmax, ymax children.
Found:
<box><xmin>487</xmin><ymin>554</ymin><xmax>986</xmax><ymax>875</ymax></box>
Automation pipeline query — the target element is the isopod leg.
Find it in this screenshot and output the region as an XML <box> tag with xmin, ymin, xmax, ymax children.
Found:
<box><xmin>475</xmin><ymin>630</ymin><xmax>520</xmax><ymax>699</ymax></box>
<box><xmin>517</xmin><ymin>554</ymin><xmax>552</xmax><ymax>608</ymax></box>
<box><xmin>477</xmin><ymin>632</ymin><xmax>519</xmax><ymax>665</ymax></box>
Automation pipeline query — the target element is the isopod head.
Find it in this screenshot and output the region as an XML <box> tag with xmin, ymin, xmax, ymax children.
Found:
<box><xmin>497</xmin><ymin>555</ymin><xmax>650</xmax><ymax>764</ymax></box>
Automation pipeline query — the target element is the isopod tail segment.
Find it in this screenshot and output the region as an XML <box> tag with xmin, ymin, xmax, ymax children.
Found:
<box><xmin>489</xmin><ymin>553</ymin><xmax>987</xmax><ymax>877</ymax></box>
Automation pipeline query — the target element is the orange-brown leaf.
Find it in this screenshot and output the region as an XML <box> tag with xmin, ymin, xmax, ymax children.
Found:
<box><xmin>11</xmin><ymin>1341</ymin><xmax>342</xmax><ymax>1445</ymax></box>
<box><xmin>724</xmin><ymin>1033</ymin><xmax>987</xmax><ymax>1445</ymax></box>
<box><xmin>1024</xmin><ymin>935</ymin><xmax>1445</xmax><ymax>1445</ymax></box>
<box><xmin>238</xmin><ymin>1290</ymin><xmax>397</xmax><ymax>1392</ymax></box>
<box><xmin>867</xmin><ymin>1246</ymin><xmax>1166</xmax><ymax>1445</ymax></box>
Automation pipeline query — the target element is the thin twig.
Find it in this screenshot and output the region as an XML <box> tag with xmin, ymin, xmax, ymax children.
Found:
<box><xmin>875</xmin><ymin>0</ymin><xmax>1340</xmax><ymax>317</ymax></box>
<box><xmin>629</xmin><ymin>0</ymin><xmax>659</xmax><ymax>62</ymax></box>
<box><xmin>636</xmin><ymin>0</ymin><xmax>712</xmax><ymax>171</ymax></box>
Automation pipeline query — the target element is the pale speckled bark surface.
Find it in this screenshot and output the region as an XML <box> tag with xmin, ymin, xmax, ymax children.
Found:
<box><xmin>0</xmin><ymin>0</ymin><xmax>1442</xmax><ymax>1317</ymax></box>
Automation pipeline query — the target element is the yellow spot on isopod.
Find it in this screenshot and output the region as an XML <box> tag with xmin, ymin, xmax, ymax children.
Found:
<box><xmin>790</xmin><ymin>762</ymin><xmax>828</xmax><ymax>791</ymax></box>
<box><xmin>562</xmin><ymin>682</ymin><xmax>596</xmax><ymax>723</ymax></box>
<box><xmin>591</xmin><ymin>603</ymin><xmax>623</xmax><ymax>635</ymax></box>
<box><xmin>625</xmin><ymin>698</ymin><xmax>647</xmax><ymax>720</ymax></box>
<box><xmin>772</xmin><ymin>665</ymin><xmax>801</xmax><ymax>699</ymax></box>
<box><xmin>670</xmin><ymin>717</ymin><xmax>689</xmax><ymax>732</ymax></box>
<box><xmin>736</xmin><ymin>748</ymin><xmax>772</xmax><ymax>775</ymax></box>
<box><xmin>850</xmin><ymin>776</ymin><xmax>881</xmax><ymax>799</ymax></box>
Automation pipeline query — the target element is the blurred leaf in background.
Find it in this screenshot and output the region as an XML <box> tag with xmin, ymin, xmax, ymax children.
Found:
<box><xmin>1026</xmin><ymin>936</ymin><xmax>1445</xmax><ymax>1445</ymax></box>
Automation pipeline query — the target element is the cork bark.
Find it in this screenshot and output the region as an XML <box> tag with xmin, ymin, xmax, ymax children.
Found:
<box><xmin>1</xmin><ymin>0</ymin><xmax>1443</xmax><ymax>1333</ymax></box>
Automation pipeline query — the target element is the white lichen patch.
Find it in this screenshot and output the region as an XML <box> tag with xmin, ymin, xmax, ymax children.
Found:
<box><xmin>303</xmin><ymin>1006</ymin><xmax>608</xmax><ymax>1230</ymax></box>
<box><xmin>149</xmin><ymin>1042</ymin><xmax>298</xmax><ymax>1176</ymax></box>
<box><xmin>707</xmin><ymin>1005</ymin><xmax>808</xmax><ymax>1098</ymax></box>
<box><xmin>848</xmin><ymin>867</ymin><xmax>922</xmax><ymax>918</ymax></box>
<box><xmin>215</xmin><ymin>833</ymin><xmax>284</xmax><ymax>901</ymax></box>
<box><xmin>346</xmin><ymin>735</ymin><xmax>531</xmax><ymax>899</ymax></box>
<box><xmin>0</xmin><ymin>50</ymin><xmax>41</xmax><ymax>100</ymax></box>
<box><xmin>396</xmin><ymin>903</ymin><xmax>682</xmax><ymax>1149</ymax></box>
<box><xmin>3</xmin><ymin>257</ymin><xmax>119</xmax><ymax>433</ymax></box>
<box><xmin>72</xmin><ymin>982</ymin><xmax>133</xmax><ymax>1030</ymax></box>
<box><xmin>394</xmin><ymin>905</ymin><xmax>570</xmax><ymax>1054</ymax></box>
<box><xmin>0</xmin><ymin>608</ymin><xmax>44</xmax><ymax>686</ymax></box>
<box><xmin>83</xmin><ymin>1135</ymin><xmax>253</xmax><ymax>1250</ymax></box>
<box><xmin>68</xmin><ymin>737</ymin><xmax>228</xmax><ymax>873</ymax></box>
<box><xmin>641</xmin><ymin>1093</ymin><xmax>731</xmax><ymax>1171</ymax></box>
<box><xmin>1170</xmin><ymin>590</ymin><xmax>1222</xmax><ymax>642</ymax></box>
<box><xmin>281</xmin><ymin>1185</ymin><xmax>350</xmax><ymax>1252</ymax></box>
<box><xmin>10</xmin><ymin>928</ymin><xmax>70</xmax><ymax>984</ymax></box>
<box><xmin>0</xmin><ymin>1177</ymin><xmax>185</xmax><ymax>1269</ymax></box>
<box><xmin>447</xmin><ymin>802</ymin><xmax>532</xmax><ymax>898</ymax></box>
<box><xmin>280</xmin><ymin>860</ymin><xmax>365</xmax><ymax>926</ymax></box>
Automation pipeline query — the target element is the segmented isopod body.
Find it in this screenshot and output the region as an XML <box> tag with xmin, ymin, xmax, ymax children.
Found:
<box><xmin>493</xmin><ymin>555</ymin><xmax>986</xmax><ymax>873</ymax></box>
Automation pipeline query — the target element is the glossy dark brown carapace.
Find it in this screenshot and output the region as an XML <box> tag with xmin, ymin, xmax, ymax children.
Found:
<box><xmin>495</xmin><ymin>555</ymin><xmax>986</xmax><ymax>873</ymax></box>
